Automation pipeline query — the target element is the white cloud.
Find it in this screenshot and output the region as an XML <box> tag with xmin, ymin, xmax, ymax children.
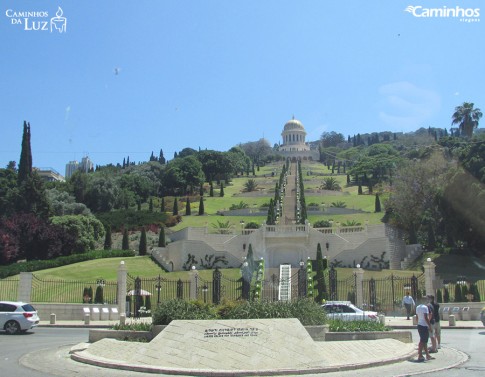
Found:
<box><xmin>65</xmin><ymin>105</ymin><xmax>71</xmax><ymax>122</ymax></box>
<box><xmin>377</xmin><ymin>82</ymin><xmax>441</xmax><ymax>130</ymax></box>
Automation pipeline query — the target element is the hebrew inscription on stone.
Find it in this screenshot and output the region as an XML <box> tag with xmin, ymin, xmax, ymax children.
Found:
<box><xmin>203</xmin><ymin>327</ymin><xmax>259</xmax><ymax>338</ymax></box>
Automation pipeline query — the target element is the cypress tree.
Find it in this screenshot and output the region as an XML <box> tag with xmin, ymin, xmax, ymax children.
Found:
<box><xmin>173</xmin><ymin>197</ymin><xmax>179</xmax><ymax>215</ymax></box>
<box><xmin>436</xmin><ymin>288</ymin><xmax>443</xmax><ymax>303</ymax></box>
<box><xmin>443</xmin><ymin>287</ymin><xmax>450</xmax><ymax>303</ymax></box>
<box><xmin>87</xmin><ymin>287</ymin><xmax>93</xmax><ymax>303</ymax></box>
<box><xmin>314</xmin><ymin>243</ymin><xmax>327</xmax><ymax>302</ymax></box>
<box><xmin>158</xmin><ymin>226</ymin><xmax>166</xmax><ymax>247</ymax></box>
<box><xmin>185</xmin><ymin>197</ymin><xmax>191</xmax><ymax>215</ymax></box>
<box><xmin>375</xmin><ymin>193</ymin><xmax>381</xmax><ymax>212</ymax></box>
<box><xmin>103</xmin><ymin>225</ymin><xmax>112</xmax><ymax>250</ymax></box>
<box><xmin>18</xmin><ymin>121</ymin><xmax>32</xmax><ymax>185</ymax></box>
<box><xmin>347</xmin><ymin>174</ymin><xmax>350</xmax><ymax>185</ymax></box>
<box><xmin>161</xmin><ymin>197</ymin><xmax>165</xmax><ymax>212</ymax></box>
<box><xmin>139</xmin><ymin>227</ymin><xmax>147</xmax><ymax>255</ymax></box>
<box><xmin>94</xmin><ymin>286</ymin><xmax>104</xmax><ymax>304</ymax></box>
<box><xmin>199</xmin><ymin>184</ymin><xmax>204</xmax><ymax>196</ymax></box>
<box><xmin>122</xmin><ymin>229</ymin><xmax>129</xmax><ymax>250</ymax></box>
<box><xmin>149</xmin><ymin>198</ymin><xmax>153</xmax><ymax>212</ymax></box>
<box><xmin>358</xmin><ymin>184</ymin><xmax>363</xmax><ymax>195</ymax></box>
<box><xmin>198</xmin><ymin>196</ymin><xmax>205</xmax><ymax>215</ymax></box>
<box><xmin>209</xmin><ymin>182</ymin><xmax>214</xmax><ymax>197</ymax></box>
<box><xmin>454</xmin><ymin>284</ymin><xmax>463</xmax><ymax>302</ymax></box>
<box><xmin>219</xmin><ymin>182</ymin><xmax>224</xmax><ymax>197</ymax></box>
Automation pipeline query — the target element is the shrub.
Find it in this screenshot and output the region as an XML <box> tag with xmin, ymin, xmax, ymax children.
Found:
<box><xmin>321</xmin><ymin>177</ymin><xmax>341</xmax><ymax>191</ymax></box>
<box><xmin>96</xmin><ymin>210</ymin><xmax>168</xmax><ymax>232</ymax></box>
<box><xmin>341</xmin><ymin>220</ymin><xmax>361</xmax><ymax>226</ymax></box>
<box><xmin>313</xmin><ymin>220</ymin><xmax>331</xmax><ymax>228</ymax></box>
<box><xmin>328</xmin><ymin>319</ymin><xmax>391</xmax><ymax>332</ymax></box>
<box><xmin>218</xmin><ymin>299</ymin><xmax>326</xmax><ymax>326</ymax></box>
<box><xmin>152</xmin><ymin>299</ymin><xmax>217</xmax><ymax>325</ymax></box>
<box><xmin>0</xmin><ymin>249</ymin><xmax>135</xmax><ymax>279</ymax></box>
<box><xmin>111</xmin><ymin>322</ymin><xmax>152</xmax><ymax>331</ymax></box>
<box><xmin>331</xmin><ymin>201</ymin><xmax>347</xmax><ymax>208</ymax></box>
<box><xmin>244</xmin><ymin>179</ymin><xmax>258</xmax><ymax>192</ymax></box>
<box><xmin>244</xmin><ymin>222</ymin><xmax>260</xmax><ymax>229</ymax></box>
<box><xmin>229</xmin><ymin>201</ymin><xmax>249</xmax><ymax>210</ymax></box>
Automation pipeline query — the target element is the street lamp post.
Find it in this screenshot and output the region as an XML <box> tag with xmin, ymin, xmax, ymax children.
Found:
<box><xmin>155</xmin><ymin>274</ymin><xmax>162</xmax><ymax>305</ymax></box>
<box><xmin>298</xmin><ymin>259</ymin><xmax>307</xmax><ymax>297</ymax></box>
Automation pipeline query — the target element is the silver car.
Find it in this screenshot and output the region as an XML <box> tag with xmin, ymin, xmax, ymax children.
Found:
<box><xmin>0</xmin><ymin>301</ymin><xmax>40</xmax><ymax>334</ymax></box>
<box><xmin>322</xmin><ymin>301</ymin><xmax>378</xmax><ymax>321</ymax></box>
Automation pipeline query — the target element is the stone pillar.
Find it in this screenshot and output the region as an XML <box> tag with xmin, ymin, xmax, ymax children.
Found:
<box><xmin>423</xmin><ymin>258</ymin><xmax>436</xmax><ymax>296</ymax></box>
<box><xmin>354</xmin><ymin>266</ymin><xmax>364</xmax><ymax>308</ymax></box>
<box><xmin>189</xmin><ymin>266</ymin><xmax>198</xmax><ymax>300</ymax></box>
<box><xmin>18</xmin><ymin>272</ymin><xmax>33</xmax><ymax>302</ymax></box>
<box><xmin>117</xmin><ymin>261</ymin><xmax>127</xmax><ymax>317</ymax></box>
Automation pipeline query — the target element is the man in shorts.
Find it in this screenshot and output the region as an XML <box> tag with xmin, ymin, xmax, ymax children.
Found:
<box><xmin>415</xmin><ymin>302</ymin><xmax>433</xmax><ymax>362</ymax></box>
<box><xmin>429</xmin><ymin>295</ymin><xmax>441</xmax><ymax>349</ymax></box>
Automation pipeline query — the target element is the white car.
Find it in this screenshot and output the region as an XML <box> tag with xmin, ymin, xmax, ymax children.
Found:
<box><xmin>322</xmin><ymin>301</ymin><xmax>378</xmax><ymax>321</ymax></box>
<box><xmin>0</xmin><ymin>301</ymin><xmax>40</xmax><ymax>334</ymax></box>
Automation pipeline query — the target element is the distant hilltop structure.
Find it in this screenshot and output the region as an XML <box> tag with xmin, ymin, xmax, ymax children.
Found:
<box><xmin>65</xmin><ymin>156</ymin><xmax>93</xmax><ymax>179</ymax></box>
<box><xmin>278</xmin><ymin>117</ymin><xmax>319</xmax><ymax>161</ymax></box>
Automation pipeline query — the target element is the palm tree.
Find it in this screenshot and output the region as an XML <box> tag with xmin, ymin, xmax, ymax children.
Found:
<box><xmin>451</xmin><ymin>102</ymin><xmax>482</xmax><ymax>138</ymax></box>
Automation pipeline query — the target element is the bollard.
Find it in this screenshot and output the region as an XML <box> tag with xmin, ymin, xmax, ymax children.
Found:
<box><xmin>449</xmin><ymin>314</ymin><xmax>456</xmax><ymax>326</ymax></box>
<box><xmin>378</xmin><ymin>314</ymin><xmax>385</xmax><ymax>325</ymax></box>
<box><xmin>50</xmin><ymin>313</ymin><xmax>56</xmax><ymax>325</ymax></box>
<box><xmin>412</xmin><ymin>315</ymin><xmax>418</xmax><ymax>325</ymax></box>
<box><xmin>84</xmin><ymin>313</ymin><xmax>90</xmax><ymax>325</ymax></box>
<box><xmin>119</xmin><ymin>314</ymin><xmax>126</xmax><ymax>326</ymax></box>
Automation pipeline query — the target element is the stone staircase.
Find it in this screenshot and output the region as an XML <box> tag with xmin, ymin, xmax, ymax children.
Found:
<box><xmin>278</xmin><ymin>264</ymin><xmax>292</xmax><ymax>301</ymax></box>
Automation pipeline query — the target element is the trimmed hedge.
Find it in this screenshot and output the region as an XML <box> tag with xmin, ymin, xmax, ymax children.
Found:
<box><xmin>0</xmin><ymin>249</ymin><xmax>135</xmax><ymax>279</ymax></box>
<box><xmin>152</xmin><ymin>298</ymin><xmax>327</xmax><ymax>326</ymax></box>
<box><xmin>328</xmin><ymin>319</ymin><xmax>391</xmax><ymax>332</ymax></box>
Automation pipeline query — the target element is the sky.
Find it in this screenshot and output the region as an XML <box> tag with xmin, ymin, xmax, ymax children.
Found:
<box><xmin>1</xmin><ymin>0</ymin><xmax>484</xmax><ymax>175</ymax></box>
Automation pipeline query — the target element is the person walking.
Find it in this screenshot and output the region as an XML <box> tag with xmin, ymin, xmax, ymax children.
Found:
<box><xmin>416</xmin><ymin>302</ymin><xmax>434</xmax><ymax>362</ymax></box>
<box><xmin>402</xmin><ymin>291</ymin><xmax>415</xmax><ymax>320</ymax></box>
<box><xmin>429</xmin><ymin>295</ymin><xmax>441</xmax><ymax>350</ymax></box>
<box><xmin>426</xmin><ymin>295</ymin><xmax>438</xmax><ymax>353</ymax></box>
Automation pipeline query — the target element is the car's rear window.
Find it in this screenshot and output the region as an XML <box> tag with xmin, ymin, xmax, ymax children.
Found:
<box><xmin>21</xmin><ymin>304</ymin><xmax>36</xmax><ymax>312</ymax></box>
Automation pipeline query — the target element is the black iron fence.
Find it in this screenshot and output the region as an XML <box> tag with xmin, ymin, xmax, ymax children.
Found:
<box><xmin>31</xmin><ymin>274</ymin><xmax>118</xmax><ymax>304</ymax></box>
<box><xmin>0</xmin><ymin>276</ymin><xmax>19</xmax><ymax>301</ymax></box>
<box><xmin>362</xmin><ymin>273</ymin><xmax>425</xmax><ymax>314</ymax></box>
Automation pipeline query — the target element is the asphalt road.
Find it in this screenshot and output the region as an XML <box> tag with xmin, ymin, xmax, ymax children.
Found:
<box><xmin>1</xmin><ymin>327</ymin><xmax>484</xmax><ymax>376</ymax></box>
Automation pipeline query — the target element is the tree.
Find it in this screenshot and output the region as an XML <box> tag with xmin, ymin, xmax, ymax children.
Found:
<box><xmin>139</xmin><ymin>227</ymin><xmax>147</xmax><ymax>255</ymax></box>
<box><xmin>103</xmin><ymin>225</ymin><xmax>112</xmax><ymax>250</ymax></box>
<box><xmin>451</xmin><ymin>102</ymin><xmax>482</xmax><ymax>138</ymax></box>
<box><xmin>209</xmin><ymin>182</ymin><xmax>214</xmax><ymax>197</ymax></box>
<box><xmin>246</xmin><ymin>244</ymin><xmax>255</xmax><ymax>273</ymax></box>
<box><xmin>219</xmin><ymin>182</ymin><xmax>224</xmax><ymax>197</ymax></box>
<box><xmin>51</xmin><ymin>215</ymin><xmax>105</xmax><ymax>253</ymax></box>
<box><xmin>185</xmin><ymin>197</ymin><xmax>191</xmax><ymax>215</ymax></box>
<box><xmin>375</xmin><ymin>193</ymin><xmax>381</xmax><ymax>213</ymax></box>
<box><xmin>314</xmin><ymin>243</ymin><xmax>327</xmax><ymax>302</ymax></box>
<box><xmin>94</xmin><ymin>285</ymin><xmax>104</xmax><ymax>304</ymax></box>
<box><xmin>17</xmin><ymin>121</ymin><xmax>32</xmax><ymax>185</ymax></box>
<box><xmin>160</xmin><ymin>197</ymin><xmax>165</xmax><ymax>212</ymax></box>
<box><xmin>172</xmin><ymin>197</ymin><xmax>178</xmax><ymax>215</ymax></box>
<box><xmin>122</xmin><ymin>229</ymin><xmax>129</xmax><ymax>250</ymax></box>
<box><xmin>149</xmin><ymin>198</ymin><xmax>153</xmax><ymax>212</ymax></box>
<box><xmin>158</xmin><ymin>226</ymin><xmax>166</xmax><ymax>247</ymax></box>
<box><xmin>320</xmin><ymin>131</ymin><xmax>345</xmax><ymax>148</ymax></box>
<box><xmin>454</xmin><ymin>284</ymin><xmax>463</xmax><ymax>302</ymax></box>
<box><xmin>198</xmin><ymin>196</ymin><xmax>204</xmax><ymax>215</ymax></box>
